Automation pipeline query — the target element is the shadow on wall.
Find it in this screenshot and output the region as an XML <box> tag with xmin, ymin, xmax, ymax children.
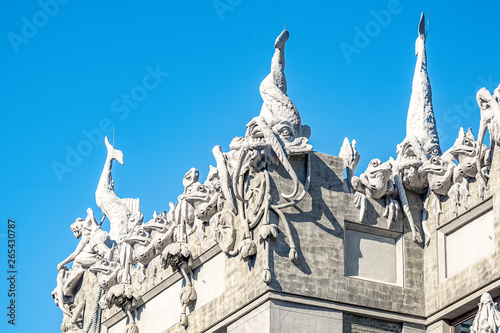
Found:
<box><xmin>267</xmin><ymin>153</ymin><xmax>344</xmax><ymax>290</ymax></box>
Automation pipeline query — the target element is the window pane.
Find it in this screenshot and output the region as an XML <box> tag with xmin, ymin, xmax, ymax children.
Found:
<box><xmin>453</xmin><ymin>317</ymin><xmax>474</xmax><ymax>333</ymax></box>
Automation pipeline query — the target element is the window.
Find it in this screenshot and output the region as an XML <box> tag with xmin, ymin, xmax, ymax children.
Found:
<box><xmin>451</xmin><ymin>299</ymin><xmax>500</xmax><ymax>333</ymax></box>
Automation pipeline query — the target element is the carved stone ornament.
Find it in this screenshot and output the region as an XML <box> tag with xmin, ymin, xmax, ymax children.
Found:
<box><xmin>54</xmin><ymin>16</ymin><xmax>497</xmax><ymax>331</ymax></box>
<box><xmin>470</xmin><ymin>293</ymin><xmax>500</xmax><ymax>333</ymax></box>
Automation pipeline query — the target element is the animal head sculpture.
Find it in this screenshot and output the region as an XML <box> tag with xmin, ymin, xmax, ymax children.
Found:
<box><xmin>229</xmin><ymin>30</ymin><xmax>312</xmax><ymax>200</ymax></box>
<box><xmin>89</xmin><ymin>259</ymin><xmax>121</xmax><ymax>291</ymax></box>
<box><xmin>356</xmin><ymin>159</ymin><xmax>394</xmax><ymax>199</ymax></box>
<box><xmin>124</xmin><ymin>226</ymin><xmax>157</xmax><ymax>266</ymax></box>
<box><xmin>419</xmin><ymin>155</ymin><xmax>455</xmax><ymax>196</ymax></box>
<box><xmin>396</xmin><ymin>13</ymin><xmax>441</xmax><ymax>194</ymax></box>
<box><xmin>184</xmin><ymin>182</ymin><xmax>218</xmax><ymax>222</ymax></box>
<box><xmin>449</xmin><ymin>127</ymin><xmax>482</xmax><ymax>178</ymax></box>
<box><xmin>142</xmin><ymin>211</ymin><xmax>174</xmax><ymax>253</ymax></box>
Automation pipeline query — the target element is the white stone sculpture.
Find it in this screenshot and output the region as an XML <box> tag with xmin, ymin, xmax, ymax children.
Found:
<box><xmin>476</xmin><ymin>85</ymin><xmax>500</xmax><ymax>183</ymax></box>
<box><xmin>351</xmin><ymin>159</ymin><xmax>400</xmax><ymax>225</ymax></box>
<box><xmin>161</xmin><ymin>242</ymin><xmax>197</xmax><ymax>327</ymax></box>
<box><xmin>119</xmin><ymin>212</ymin><xmax>144</xmax><ymax>285</ymax></box>
<box><xmin>339</xmin><ymin>137</ymin><xmax>360</xmax><ymax>194</ymax></box>
<box><xmin>419</xmin><ymin>154</ymin><xmax>458</xmax><ymax>225</ymax></box>
<box><xmin>227</xmin><ymin>29</ymin><xmax>312</xmax><ymax>203</ymax></box>
<box><xmin>54</xmin><ymin>208</ymin><xmax>111</xmax><ymax>317</ymax></box>
<box><xmin>53</xmin><ymin>20</ymin><xmax>500</xmax><ymax>332</ymax></box>
<box><xmin>448</xmin><ymin>127</ymin><xmax>485</xmax><ymax>203</ymax></box>
<box><xmin>394</xmin><ymin>13</ymin><xmax>440</xmax><ymax>245</ymax></box>
<box><xmin>89</xmin><ymin>258</ymin><xmax>121</xmax><ymax>291</ymax></box>
<box><xmin>95</xmin><ymin>136</ymin><xmax>140</xmax><ymax>243</ymax></box>
<box><xmin>100</xmin><ymin>283</ymin><xmax>141</xmax><ymax>333</ymax></box>
<box><xmin>470</xmin><ymin>293</ymin><xmax>500</xmax><ymax>333</ymax></box>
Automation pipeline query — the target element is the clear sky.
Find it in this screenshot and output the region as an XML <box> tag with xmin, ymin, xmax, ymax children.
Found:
<box><xmin>1</xmin><ymin>1</ymin><xmax>500</xmax><ymax>331</ymax></box>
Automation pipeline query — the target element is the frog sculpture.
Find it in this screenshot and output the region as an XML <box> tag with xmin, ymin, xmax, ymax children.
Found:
<box><xmin>352</xmin><ymin>159</ymin><xmax>400</xmax><ymax>225</ymax></box>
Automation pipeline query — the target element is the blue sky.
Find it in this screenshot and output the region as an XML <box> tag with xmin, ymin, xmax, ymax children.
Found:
<box><xmin>1</xmin><ymin>1</ymin><xmax>500</xmax><ymax>331</ymax></box>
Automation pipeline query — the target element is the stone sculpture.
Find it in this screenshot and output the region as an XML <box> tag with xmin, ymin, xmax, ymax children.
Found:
<box><xmin>95</xmin><ymin>136</ymin><xmax>141</xmax><ymax>243</ymax></box>
<box><xmin>419</xmin><ymin>154</ymin><xmax>458</xmax><ymax>225</ymax></box>
<box><xmin>339</xmin><ymin>137</ymin><xmax>360</xmax><ymax>194</ymax></box>
<box><xmin>351</xmin><ymin>159</ymin><xmax>400</xmax><ymax>225</ymax></box>
<box><xmin>53</xmin><ymin>17</ymin><xmax>498</xmax><ymax>332</ymax></box>
<box><xmin>100</xmin><ymin>283</ymin><xmax>141</xmax><ymax>333</ymax></box>
<box><xmin>54</xmin><ymin>208</ymin><xmax>111</xmax><ymax>318</ymax></box>
<box><xmin>394</xmin><ymin>13</ymin><xmax>440</xmax><ymax>245</ymax></box>
<box><xmin>470</xmin><ymin>293</ymin><xmax>500</xmax><ymax>333</ymax></box>
<box><xmin>476</xmin><ymin>86</ymin><xmax>500</xmax><ymax>183</ymax></box>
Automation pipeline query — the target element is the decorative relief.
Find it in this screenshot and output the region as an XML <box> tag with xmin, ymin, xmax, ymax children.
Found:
<box><xmin>54</xmin><ymin>28</ymin><xmax>313</xmax><ymax>331</ymax></box>
<box><xmin>53</xmin><ymin>15</ymin><xmax>496</xmax><ymax>332</ymax></box>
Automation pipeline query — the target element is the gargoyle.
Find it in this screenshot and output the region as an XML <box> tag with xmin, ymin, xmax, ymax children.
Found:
<box><xmin>222</xmin><ymin>29</ymin><xmax>312</xmax><ymax>204</ymax></box>
<box><xmin>394</xmin><ymin>13</ymin><xmax>441</xmax><ymax>244</ymax></box>
<box><xmin>184</xmin><ymin>181</ymin><xmax>219</xmax><ymax>248</ymax></box>
<box><xmin>419</xmin><ymin>154</ymin><xmax>458</xmax><ymax>226</ymax></box>
<box><xmin>449</xmin><ymin>127</ymin><xmax>481</xmax><ymax>178</ymax></box>
<box><xmin>352</xmin><ymin>159</ymin><xmax>400</xmax><ymax>225</ymax></box>
<box><xmin>89</xmin><ymin>258</ymin><xmax>121</xmax><ymax>291</ymax></box>
<box><xmin>124</xmin><ymin>225</ymin><xmax>156</xmax><ymax>267</ymax></box>
<box><xmin>448</xmin><ymin>127</ymin><xmax>489</xmax><ymax>200</ymax></box>
<box><xmin>142</xmin><ymin>210</ymin><xmax>175</xmax><ymax>254</ymax></box>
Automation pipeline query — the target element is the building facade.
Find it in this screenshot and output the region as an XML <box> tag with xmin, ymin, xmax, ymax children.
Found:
<box><xmin>53</xmin><ymin>13</ymin><xmax>500</xmax><ymax>333</ymax></box>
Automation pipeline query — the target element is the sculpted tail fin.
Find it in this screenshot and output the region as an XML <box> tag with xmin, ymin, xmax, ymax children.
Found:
<box><xmin>105</xmin><ymin>136</ymin><xmax>124</xmax><ymax>165</ymax></box>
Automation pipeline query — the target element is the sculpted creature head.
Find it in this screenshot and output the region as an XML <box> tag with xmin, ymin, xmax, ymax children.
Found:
<box><xmin>184</xmin><ymin>182</ymin><xmax>218</xmax><ymax>222</ymax></box>
<box><xmin>143</xmin><ymin>211</ymin><xmax>173</xmax><ymax>252</ymax></box>
<box><xmin>449</xmin><ymin>127</ymin><xmax>480</xmax><ymax>178</ymax></box>
<box><xmin>125</xmin><ymin>227</ymin><xmax>156</xmax><ymax>265</ymax></box>
<box><xmin>419</xmin><ymin>155</ymin><xmax>454</xmax><ymax>196</ymax></box>
<box><xmin>360</xmin><ymin>159</ymin><xmax>394</xmax><ymax>199</ymax></box>
<box><xmin>228</xmin><ymin>29</ymin><xmax>312</xmax><ymax>200</ymax></box>
<box><xmin>89</xmin><ymin>259</ymin><xmax>120</xmax><ymax>291</ymax></box>
<box><xmin>395</xmin><ymin>136</ymin><xmax>430</xmax><ymax>194</ymax></box>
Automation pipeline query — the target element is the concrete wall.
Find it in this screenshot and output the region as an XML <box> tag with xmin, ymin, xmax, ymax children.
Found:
<box><xmin>84</xmin><ymin>149</ymin><xmax>500</xmax><ymax>332</ymax></box>
<box><xmin>268</xmin><ymin>152</ymin><xmax>425</xmax><ymax>317</ymax></box>
<box><xmin>343</xmin><ymin>314</ymin><xmax>402</xmax><ymax>333</ymax></box>
<box><xmin>227</xmin><ymin>300</ymin><xmax>342</xmax><ymax>333</ymax></box>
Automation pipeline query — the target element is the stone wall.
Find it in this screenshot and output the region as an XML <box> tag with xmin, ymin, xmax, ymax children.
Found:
<box><xmin>90</xmin><ymin>150</ymin><xmax>500</xmax><ymax>332</ymax></box>
<box><xmin>423</xmin><ymin>150</ymin><xmax>500</xmax><ymax>318</ymax></box>
<box><xmin>268</xmin><ymin>152</ymin><xmax>426</xmax><ymax>317</ymax></box>
<box><xmin>343</xmin><ymin>314</ymin><xmax>402</xmax><ymax>333</ymax></box>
